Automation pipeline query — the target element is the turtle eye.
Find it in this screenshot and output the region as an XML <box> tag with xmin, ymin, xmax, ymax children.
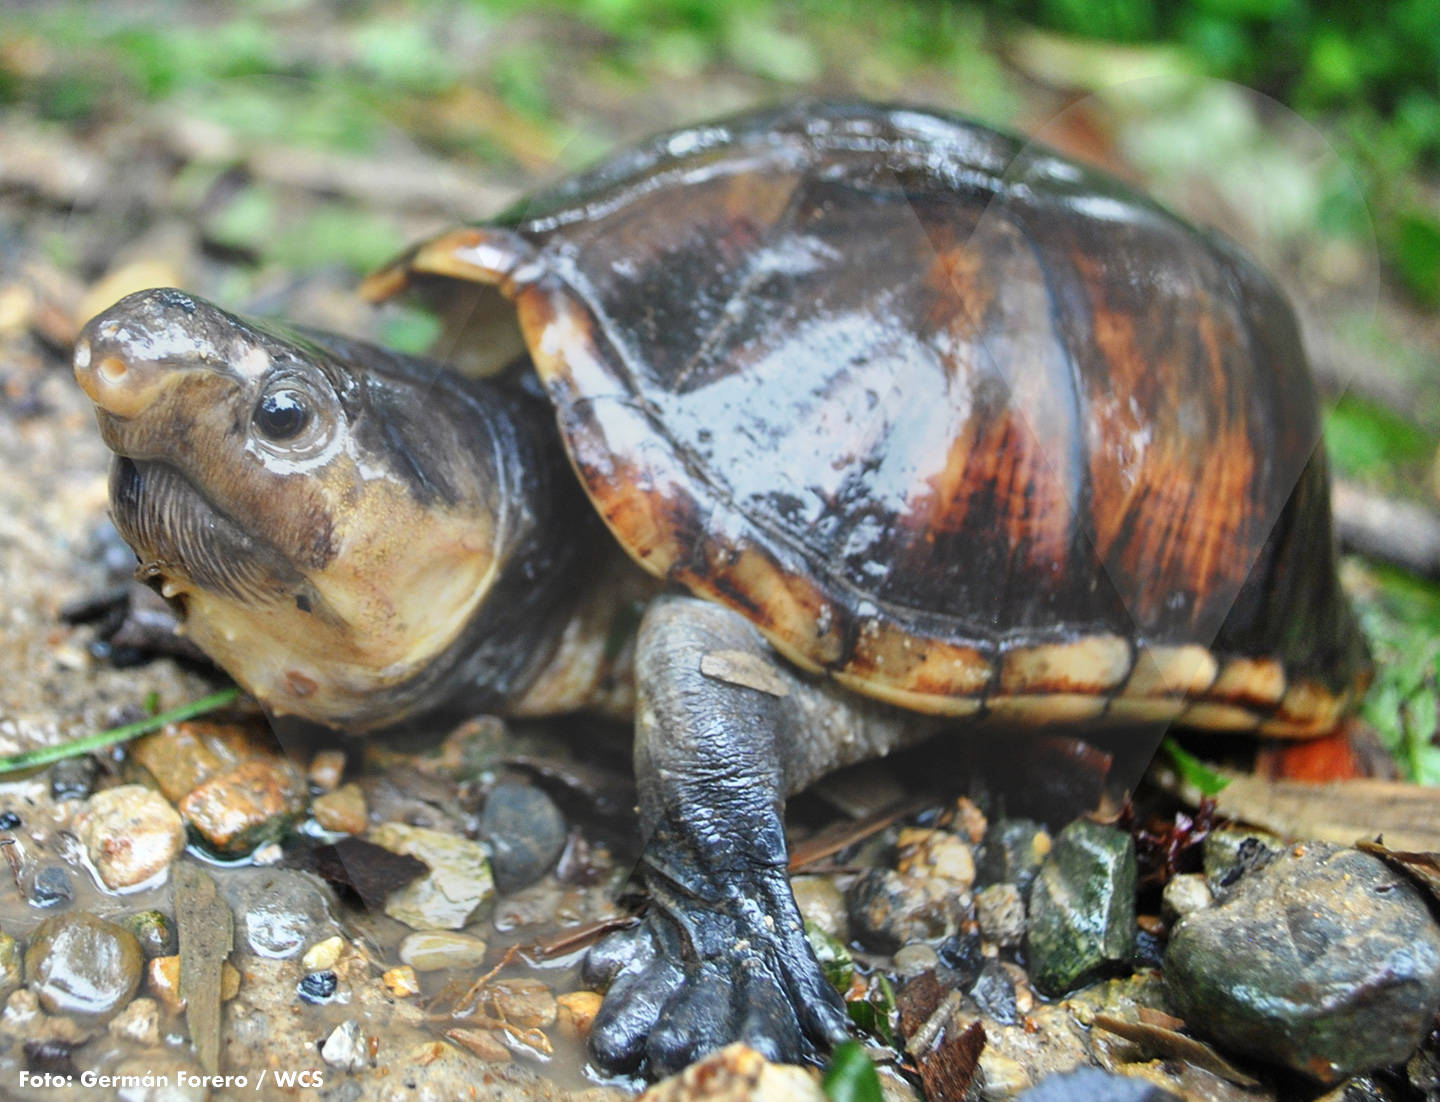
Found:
<box><xmin>253</xmin><ymin>389</ymin><xmax>310</xmax><ymax>441</ymax></box>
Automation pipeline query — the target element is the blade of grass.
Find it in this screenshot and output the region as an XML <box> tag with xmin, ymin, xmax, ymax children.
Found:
<box><xmin>0</xmin><ymin>687</ymin><xmax>241</xmax><ymax>775</ymax></box>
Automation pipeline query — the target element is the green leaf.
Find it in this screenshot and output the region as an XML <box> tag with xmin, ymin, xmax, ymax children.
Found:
<box><xmin>1161</xmin><ymin>737</ymin><xmax>1230</xmax><ymax>796</ymax></box>
<box><xmin>0</xmin><ymin>688</ymin><xmax>241</xmax><ymax>775</ymax></box>
<box><xmin>822</xmin><ymin>1040</ymin><xmax>884</xmax><ymax>1102</ymax></box>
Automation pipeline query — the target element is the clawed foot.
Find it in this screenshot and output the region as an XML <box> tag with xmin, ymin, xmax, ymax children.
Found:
<box><xmin>583</xmin><ymin>873</ymin><xmax>851</xmax><ymax>1076</ymax></box>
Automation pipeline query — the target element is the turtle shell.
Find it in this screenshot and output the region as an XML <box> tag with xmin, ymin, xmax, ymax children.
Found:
<box><xmin>369</xmin><ymin>101</ymin><xmax>1369</xmax><ymax>736</ymax></box>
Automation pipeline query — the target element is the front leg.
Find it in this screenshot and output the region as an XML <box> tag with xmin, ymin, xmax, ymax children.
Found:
<box><xmin>585</xmin><ymin>594</ymin><xmax>927</xmax><ymax>1076</ymax></box>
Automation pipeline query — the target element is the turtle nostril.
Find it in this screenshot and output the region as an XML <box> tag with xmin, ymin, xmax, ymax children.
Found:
<box><xmin>98</xmin><ymin>356</ymin><xmax>129</xmax><ymax>384</ymax></box>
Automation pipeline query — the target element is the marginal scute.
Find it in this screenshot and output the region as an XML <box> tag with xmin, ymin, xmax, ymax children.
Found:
<box><xmin>1125</xmin><ymin>645</ymin><xmax>1219</xmax><ymax>697</ymax></box>
<box><xmin>1179</xmin><ymin>701</ymin><xmax>1261</xmax><ymax>733</ymax></box>
<box><xmin>1209</xmin><ymin>657</ymin><xmax>1287</xmax><ymax>707</ymax></box>
<box><xmin>999</xmin><ymin>637</ymin><xmax>1132</xmax><ymax>695</ymax></box>
<box><xmin>985</xmin><ymin>694</ymin><xmax>1110</xmax><ymax>724</ymax></box>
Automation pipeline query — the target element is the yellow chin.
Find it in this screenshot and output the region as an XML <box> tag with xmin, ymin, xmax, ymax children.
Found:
<box><xmin>182</xmin><ymin>499</ymin><xmax>498</xmax><ymax>732</ymax></box>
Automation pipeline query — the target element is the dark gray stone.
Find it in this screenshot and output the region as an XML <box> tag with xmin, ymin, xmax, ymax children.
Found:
<box><xmin>1017</xmin><ymin>1068</ymin><xmax>1180</xmax><ymax>1101</ymax></box>
<box><xmin>29</xmin><ymin>865</ymin><xmax>74</xmax><ymax>907</ymax></box>
<box><xmin>977</xmin><ymin>818</ymin><xmax>1051</xmax><ymax>896</ymax></box>
<box><xmin>49</xmin><ymin>756</ymin><xmax>98</xmax><ymax>801</ymax></box>
<box><xmin>1166</xmin><ymin>843</ymin><xmax>1440</xmax><ymax>1084</ymax></box>
<box><xmin>846</xmin><ymin>867</ymin><xmax>970</xmax><ymax>951</ymax></box>
<box><xmin>223</xmin><ymin>868</ymin><xmax>341</xmax><ymax>959</ymax></box>
<box><xmin>25</xmin><ymin>912</ymin><xmax>143</xmax><ymax>1018</ymax></box>
<box><xmin>1024</xmin><ymin>819</ymin><xmax>1136</xmax><ymax>997</ymax></box>
<box><xmin>478</xmin><ymin>782</ymin><xmax>567</xmax><ymax>892</ymax></box>
<box><xmin>969</xmin><ymin>960</ymin><xmax>1018</xmax><ymax>1025</ymax></box>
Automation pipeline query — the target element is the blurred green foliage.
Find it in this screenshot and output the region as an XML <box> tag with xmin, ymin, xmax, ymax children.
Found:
<box><xmin>988</xmin><ymin>0</ymin><xmax>1440</xmax><ymax>303</ymax></box>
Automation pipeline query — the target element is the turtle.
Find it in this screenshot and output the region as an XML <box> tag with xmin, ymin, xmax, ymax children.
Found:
<box><xmin>74</xmin><ymin>100</ymin><xmax>1369</xmax><ymax>1076</ymax></box>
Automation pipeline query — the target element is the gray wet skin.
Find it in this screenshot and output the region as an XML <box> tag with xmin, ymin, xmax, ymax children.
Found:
<box><xmin>74</xmin><ymin>288</ymin><xmax>935</xmax><ymax>1076</ymax></box>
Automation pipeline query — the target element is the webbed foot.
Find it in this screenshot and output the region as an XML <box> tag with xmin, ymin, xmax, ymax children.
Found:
<box><xmin>583</xmin><ymin>865</ymin><xmax>849</xmax><ymax>1075</ymax></box>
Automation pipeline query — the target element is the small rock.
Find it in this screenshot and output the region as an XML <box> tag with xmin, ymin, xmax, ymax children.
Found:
<box><xmin>29</xmin><ymin>865</ymin><xmax>73</xmax><ymax>907</ymax></box>
<box><xmin>1025</xmin><ymin>820</ymin><xmax>1136</xmax><ymax>997</ymax></box>
<box><xmin>312</xmin><ymin>783</ymin><xmax>367</xmax><ymax>835</ymax></box>
<box><xmin>937</xmin><ymin>931</ymin><xmax>985</xmax><ymax>987</ymax></box>
<box><xmin>26</xmin><ymin>913</ymin><xmax>143</xmax><ymax>1018</ymax></box>
<box><xmin>976</xmin><ymin>819</ymin><xmax>1051</xmax><ymax>896</ymax></box>
<box><xmin>147</xmin><ymin>955</ymin><xmax>183</xmax><ymax>1015</ymax></box>
<box><xmin>180</xmin><ymin>757</ymin><xmax>306</xmax><ymax>857</ymax></box>
<box><xmin>302</xmin><ymin>936</ymin><xmax>345</xmax><ymax>973</ymax></box>
<box><xmin>225</xmin><ymin>868</ymin><xmax>341</xmax><ymax>959</ymax></box>
<box><xmin>974</xmin><ymin>882</ymin><xmax>1026</xmax><ymax>948</ymax></box>
<box><xmin>479</xmin><ymin>782</ymin><xmax>567</xmax><ymax>893</ymax></box>
<box><xmin>556</xmin><ymin>991</ymin><xmax>603</xmax><ymax>1041</ymax></box>
<box><xmin>308</xmin><ymin>749</ymin><xmax>347</xmax><ymax>792</ymax></box>
<box><xmin>447</xmin><ymin>1026</ymin><xmax>511</xmax><ymax>1063</ymax></box>
<box><xmin>382</xmin><ymin>965</ymin><xmax>420</xmax><ymax>997</ymax></box>
<box><xmin>1201</xmin><ymin>827</ymin><xmax>1278</xmax><ymax>892</ymax></box>
<box><xmin>370</xmin><ymin>822</ymin><xmax>495</xmax><ymax>930</ymax></box>
<box><xmin>399</xmin><ymin>931</ymin><xmax>489</xmax><ymax>972</ymax></box>
<box><xmin>49</xmin><ymin>757</ymin><xmax>98</xmax><ymax>801</ymax></box>
<box><xmin>1165</xmin><ymin>842</ymin><xmax>1440</xmax><ymax>1084</ymax></box>
<box><xmin>896</xmin><ymin>827</ymin><xmax>976</xmax><ymax>889</ymax></box>
<box><xmin>0</xmin><ymin>932</ymin><xmax>21</xmax><ymax>1002</ymax></box>
<box><xmin>321</xmin><ymin>1019</ymin><xmax>370</xmax><ymax>1071</ymax></box>
<box><xmin>791</xmin><ymin>876</ymin><xmax>848</xmax><ymax>942</ymax></box>
<box><xmin>1016</xmin><ymin>1067</ymin><xmax>1180</xmax><ymax>1101</ymax></box>
<box><xmin>892</xmin><ymin>942</ymin><xmax>939</xmax><ymax>979</ymax></box>
<box><xmin>0</xmin><ymin>811</ymin><xmax>18</xmax><ymax>830</ymax></box>
<box><xmin>129</xmin><ymin>720</ymin><xmax>253</xmax><ymax>802</ymax></box>
<box><xmin>117</xmin><ymin>910</ymin><xmax>177</xmax><ymax>958</ymax></box>
<box><xmin>641</xmin><ymin>1042</ymin><xmax>825</xmax><ymax>1101</ymax></box>
<box><xmin>848</xmin><ymin>868</ymin><xmax>971</xmax><ymax>951</ymax></box>
<box><xmin>970</xmin><ymin>960</ymin><xmax>1018</xmax><ymax>1025</ymax></box>
<box><xmin>107</xmin><ymin>997</ymin><xmax>160</xmax><ymax>1045</ymax></box>
<box><xmin>221</xmin><ymin>961</ymin><xmax>241</xmax><ymax>1002</ymax></box>
<box><xmin>1160</xmin><ymin>873</ymin><xmax>1212</xmax><ymax>922</ymax></box>
<box><xmin>485</xmin><ymin>978</ymin><xmax>556</xmax><ymax>1028</ymax></box>
<box><xmin>299</xmin><ymin>970</ymin><xmax>339</xmax><ymax>1004</ymax></box>
<box><xmin>74</xmin><ymin>785</ymin><xmax>186</xmax><ymax>889</ymax></box>
<box><xmin>951</xmin><ymin>797</ymin><xmax>988</xmax><ymax>844</ymax></box>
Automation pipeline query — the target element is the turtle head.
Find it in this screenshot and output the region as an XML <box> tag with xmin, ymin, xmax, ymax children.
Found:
<box><xmin>75</xmin><ymin>288</ymin><xmax>512</xmax><ymax>729</ymax></box>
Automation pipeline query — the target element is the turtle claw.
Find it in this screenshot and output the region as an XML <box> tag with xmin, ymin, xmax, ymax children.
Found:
<box><xmin>585</xmin><ymin>879</ymin><xmax>850</xmax><ymax>1077</ymax></box>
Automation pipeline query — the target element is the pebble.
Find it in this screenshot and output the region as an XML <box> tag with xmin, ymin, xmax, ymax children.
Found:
<box><xmin>382</xmin><ymin>965</ymin><xmax>420</xmax><ymax>997</ymax></box>
<box><xmin>896</xmin><ymin>827</ymin><xmax>976</xmax><ymax>889</ymax></box>
<box><xmin>302</xmin><ymin>936</ymin><xmax>345</xmax><ymax>973</ymax></box>
<box><xmin>118</xmin><ymin>910</ymin><xmax>178</xmax><ymax>958</ymax></box>
<box><xmin>1201</xmin><ymin>827</ymin><xmax>1279</xmax><ymax>892</ymax></box>
<box><xmin>225</xmin><ymin>868</ymin><xmax>341</xmax><ymax>958</ymax></box>
<box><xmin>147</xmin><ymin>955</ymin><xmax>183</xmax><ymax>1015</ymax></box>
<box><xmin>892</xmin><ymin>941</ymin><xmax>940</xmax><ymax>979</ymax></box>
<box><xmin>937</xmin><ymin>931</ymin><xmax>985</xmax><ymax>988</ymax></box>
<box><xmin>0</xmin><ymin>811</ymin><xmax>19</xmax><ymax>830</ymax></box>
<box><xmin>49</xmin><ymin>756</ymin><xmax>98</xmax><ymax>801</ymax></box>
<box><xmin>308</xmin><ymin>749</ymin><xmax>347</xmax><ymax>792</ymax></box>
<box><xmin>129</xmin><ymin>720</ymin><xmax>251</xmax><ymax>802</ymax></box>
<box><xmin>485</xmin><ymin>978</ymin><xmax>557</xmax><ymax>1028</ymax></box>
<box><xmin>370</xmin><ymin>822</ymin><xmax>495</xmax><ymax>930</ymax></box>
<box><xmin>321</xmin><ymin>1019</ymin><xmax>370</xmax><ymax>1071</ymax></box>
<box><xmin>312</xmin><ymin>783</ymin><xmax>367</xmax><ymax>835</ymax></box>
<box><xmin>791</xmin><ymin>875</ymin><xmax>849</xmax><ymax>942</ymax></box>
<box><xmin>479</xmin><ymin>782</ymin><xmax>568</xmax><ymax>892</ymax></box>
<box><xmin>399</xmin><ymin>930</ymin><xmax>489</xmax><ymax>972</ymax></box>
<box><xmin>1160</xmin><ymin>873</ymin><xmax>1212</xmax><ymax>921</ymax></box>
<box><xmin>642</xmin><ymin>1043</ymin><xmax>826</xmax><ymax>1101</ymax></box>
<box><xmin>26</xmin><ymin>913</ymin><xmax>143</xmax><ymax>1018</ymax></box>
<box><xmin>1024</xmin><ymin>820</ymin><xmax>1136</xmax><ymax>997</ymax></box>
<box><xmin>74</xmin><ymin>784</ymin><xmax>186</xmax><ymax>889</ymax></box>
<box><xmin>848</xmin><ymin>868</ymin><xmax>971</xmax><ymax>951</ymax></box>
<box><xmin>29</xmin><ymin>864</ymin><xmax>74</xmax><ymax>907</ymax></box>
<box><xmin>970</xmin><ymin>960</ymin><xmax>1019</xmax><ymax>1025</ymax></box>
<box><xmin>0</xmin><ymin>932</ymin><xmax>21</xmax><ymax>1002</ymax></box>
<box><xmin>299</xmin><ymin>970</ymin><xmax>339</xmax><ymax>1004</ymax></box>
<box><xmin>974</xmin><ymin>882</ymin><xmax>1027</xmax><ymax>948</ymax></box>
<box><xmin>448</xmin><ymin>1026</ymin><xmax>511</xmax><ymax>1063</ymax></box>
<box><xmin>1016</xmin><ymin>1067</ymin><xmax>1180</xmax><ymax>1101</ymax></box>
<box><xmin>1165</xmin><ymin>842</ymin><xmax>1440</xmax><ymax>1084</ymax></box>
<box><xmin>556</xmin><ymin>991</ymin><xmax>603</xmax><ymax>1041</ymax></box>
<box><xmin>180</xmin><ymin>757</ymin><xmax>306</xmax><ymax>856</ymax></box>
<box><xmin>107</xmin><ymin>997</ymin><xmax>161</xmax><ymax>1045</ymax></box>
<box><xmin>976</xmin><ymin>819</ymin><xmax>1052</xmax><ymax>896</ymax></box>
